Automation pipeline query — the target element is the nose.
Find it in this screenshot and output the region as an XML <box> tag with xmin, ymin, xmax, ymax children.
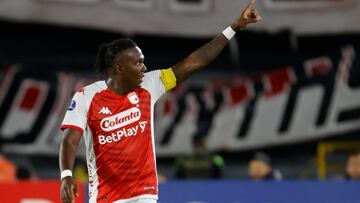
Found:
<box><xmin>142</xmin><ymin>64</ymin><xmax>147</xmax><ymax>72</ymax></box>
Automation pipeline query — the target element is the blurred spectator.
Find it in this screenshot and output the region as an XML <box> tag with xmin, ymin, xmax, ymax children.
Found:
<box><xmin>345</xmin><ymin>152</ymin><xmax>360</xmax><ymax>180</ymax></box>
<box><xmin>248</xmin><ymin>152</ymin><xmax>282</xmax><ymax>181</ymax></box>
<box><xmin>174</xmin><ymin>137</ymin><xmax>224</xmax><ymax>179</ymax></box>
<box><xmin>0</xmin><ymin>154</ymin><xmax>16</xmax><ymax>182</ymax></box>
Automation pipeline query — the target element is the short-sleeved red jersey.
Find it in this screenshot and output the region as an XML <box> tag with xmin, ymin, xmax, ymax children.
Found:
<box><xmin>61</xmin><ymin>70</ymin><xmax>166</xmax><ymax>203</ymax></box>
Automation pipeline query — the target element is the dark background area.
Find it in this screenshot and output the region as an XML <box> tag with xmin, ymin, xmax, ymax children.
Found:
<box><xmin>1</xmin><ymin>20</ymin><xmax>359</xmax><ymax>180</ymax></box>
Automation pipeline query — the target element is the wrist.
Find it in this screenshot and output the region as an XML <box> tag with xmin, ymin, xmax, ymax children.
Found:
<box><xmin>61</xmin><ymin>169</ymin><xmax>73</xmax><ymax>180</ymax></box>
<box><xmin>222</xmin><ymin>26</ymin><xmax>236</xmax><ymax>40</ymax></box>
<box><xmin>231</xmin><ymin>22</ymin><xmax>246</xmax><ymax>32</ymax></box>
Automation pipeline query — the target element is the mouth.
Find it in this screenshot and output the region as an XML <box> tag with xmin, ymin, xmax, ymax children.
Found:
<box><xmin>139</xmin><ymin>74</ymin><xmax>145</xmax><ymax>82</ymax></box>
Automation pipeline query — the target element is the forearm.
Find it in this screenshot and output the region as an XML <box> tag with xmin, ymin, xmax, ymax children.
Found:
<box><xmin>191</xmin><ymin>33</ymin><xmax>229</xmax><ymax>68</ymax></box>
<box><xmin>174</xmin><ymin>33</ymin><xmax>230</xmax><ymax>83</ymax></box>
<box><xmin>171</xmin><ymin>0</ymin><xmax>261</xmax><ymax>84</ymax></box>
<box><xmin>59</xmin><ymin>139</ymin><xmax>78</xmax><ymax>172</ymax></box>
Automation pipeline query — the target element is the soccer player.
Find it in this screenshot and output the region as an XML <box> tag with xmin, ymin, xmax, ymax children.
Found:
<box><xmin>59</xmin><ymin>0</ymin><xmax>261</xmax><ymax>202</ymax></box>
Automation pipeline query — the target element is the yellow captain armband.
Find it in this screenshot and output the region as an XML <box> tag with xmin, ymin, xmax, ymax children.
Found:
<box><xmin>160</xmin><ymin>68</ymin><xmax>177</xmax><ymax>91</ymax></box>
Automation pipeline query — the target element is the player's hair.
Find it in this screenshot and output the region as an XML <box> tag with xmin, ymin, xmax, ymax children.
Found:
<box><xmin>95</xmin><ymin>38</ymin><xmax>137</xmax><ymax>79</ymax></box>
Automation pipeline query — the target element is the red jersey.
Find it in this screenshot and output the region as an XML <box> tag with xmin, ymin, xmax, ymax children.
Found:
<box><xmin>61</xmin><ymin>70</ymin><xmax>168</xmax><ymax>203</ymax></box>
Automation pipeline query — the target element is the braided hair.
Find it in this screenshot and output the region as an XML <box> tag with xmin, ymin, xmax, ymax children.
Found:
<box><xmin>95</xmin><ymin>38</ymin><xmax>137</xmax><ymax>79</ymax></box>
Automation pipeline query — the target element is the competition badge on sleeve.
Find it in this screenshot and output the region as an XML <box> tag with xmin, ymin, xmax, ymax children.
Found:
<box><xmin>68</xmin><ymin>100</ymin><xmax>76</xmax><ymax>111</ymax></box>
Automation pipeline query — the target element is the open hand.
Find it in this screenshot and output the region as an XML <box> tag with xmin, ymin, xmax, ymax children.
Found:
<box><xmin>231</xmin><ymin>0</ymin><xmax>262</xmax><ymax>31</ymax></box>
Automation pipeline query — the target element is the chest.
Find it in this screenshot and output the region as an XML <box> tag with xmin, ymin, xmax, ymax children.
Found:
<box><xmin>87</xmin><ymin>90</ymin><xmax>152</xmax><ymax>135</ymax></box>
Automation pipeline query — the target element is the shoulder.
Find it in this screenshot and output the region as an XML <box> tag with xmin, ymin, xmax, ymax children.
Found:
<box><xmin>76</xmin><ymin>81</ymin><xmax>107</xmax><ymax>96</ymax></box>
<box><xmin>142</xmin><ymin>70</ymin><xmax>160</xmax><ymax>81</ymax></box>
<box><xmin>140</xmin><ymin>70</ymin><xmax>162</xmax><ymax>89</ymax></box>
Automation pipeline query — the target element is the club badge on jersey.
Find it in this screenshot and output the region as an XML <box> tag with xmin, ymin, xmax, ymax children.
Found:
<box><xmin>128</xmin><ymin>92</ymin><xmax>139</xmax><ymax>104</ymax></box>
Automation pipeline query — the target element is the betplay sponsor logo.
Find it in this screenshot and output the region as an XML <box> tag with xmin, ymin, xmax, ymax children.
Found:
<box><xmin>98</xmin><ymin>121</ymin><xmax>147</xmax><ymax>145</ymax></box>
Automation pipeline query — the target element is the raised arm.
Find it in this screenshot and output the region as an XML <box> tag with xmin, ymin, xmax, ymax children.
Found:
<box><xmin>172</xmin><ymin>0</ymin><xmax>261</xmax><ymax>84</ymax></box>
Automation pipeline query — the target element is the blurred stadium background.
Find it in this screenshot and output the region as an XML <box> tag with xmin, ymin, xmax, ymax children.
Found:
<box><xmin>0</xmin><ymin>0</ymin><xmax>359</xmax><ymax>202</ymax></box>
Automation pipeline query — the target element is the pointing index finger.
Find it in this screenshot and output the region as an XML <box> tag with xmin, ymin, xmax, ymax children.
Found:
<box><xmin>245</xmin><ymin>0</ymin><xmax>255</xmax><ymax>11</ymax></box>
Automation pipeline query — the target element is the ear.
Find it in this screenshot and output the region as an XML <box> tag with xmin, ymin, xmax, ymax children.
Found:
<box><xmin>114</xmin><ymin>63</ymin><xmax>123</xmax><ymax>75</ymax></box>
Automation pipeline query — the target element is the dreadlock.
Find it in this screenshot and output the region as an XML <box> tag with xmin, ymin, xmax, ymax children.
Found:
<box><xmin>95</xmin><ymin>38</ymin><xmax>137</xmax><ymax>79</ymax></box>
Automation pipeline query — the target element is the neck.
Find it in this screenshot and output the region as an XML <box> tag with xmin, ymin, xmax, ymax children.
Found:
<box><xmin>106</xmin><ymin>78</ymin><xmax>131</xmax><ymax>95</ymax></box>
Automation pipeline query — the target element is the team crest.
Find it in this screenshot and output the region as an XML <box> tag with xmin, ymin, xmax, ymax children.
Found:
<box><xmin>127</xmin><ymin>92</ymin><xmax>139</xmax><ymax>104</ymax></box>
